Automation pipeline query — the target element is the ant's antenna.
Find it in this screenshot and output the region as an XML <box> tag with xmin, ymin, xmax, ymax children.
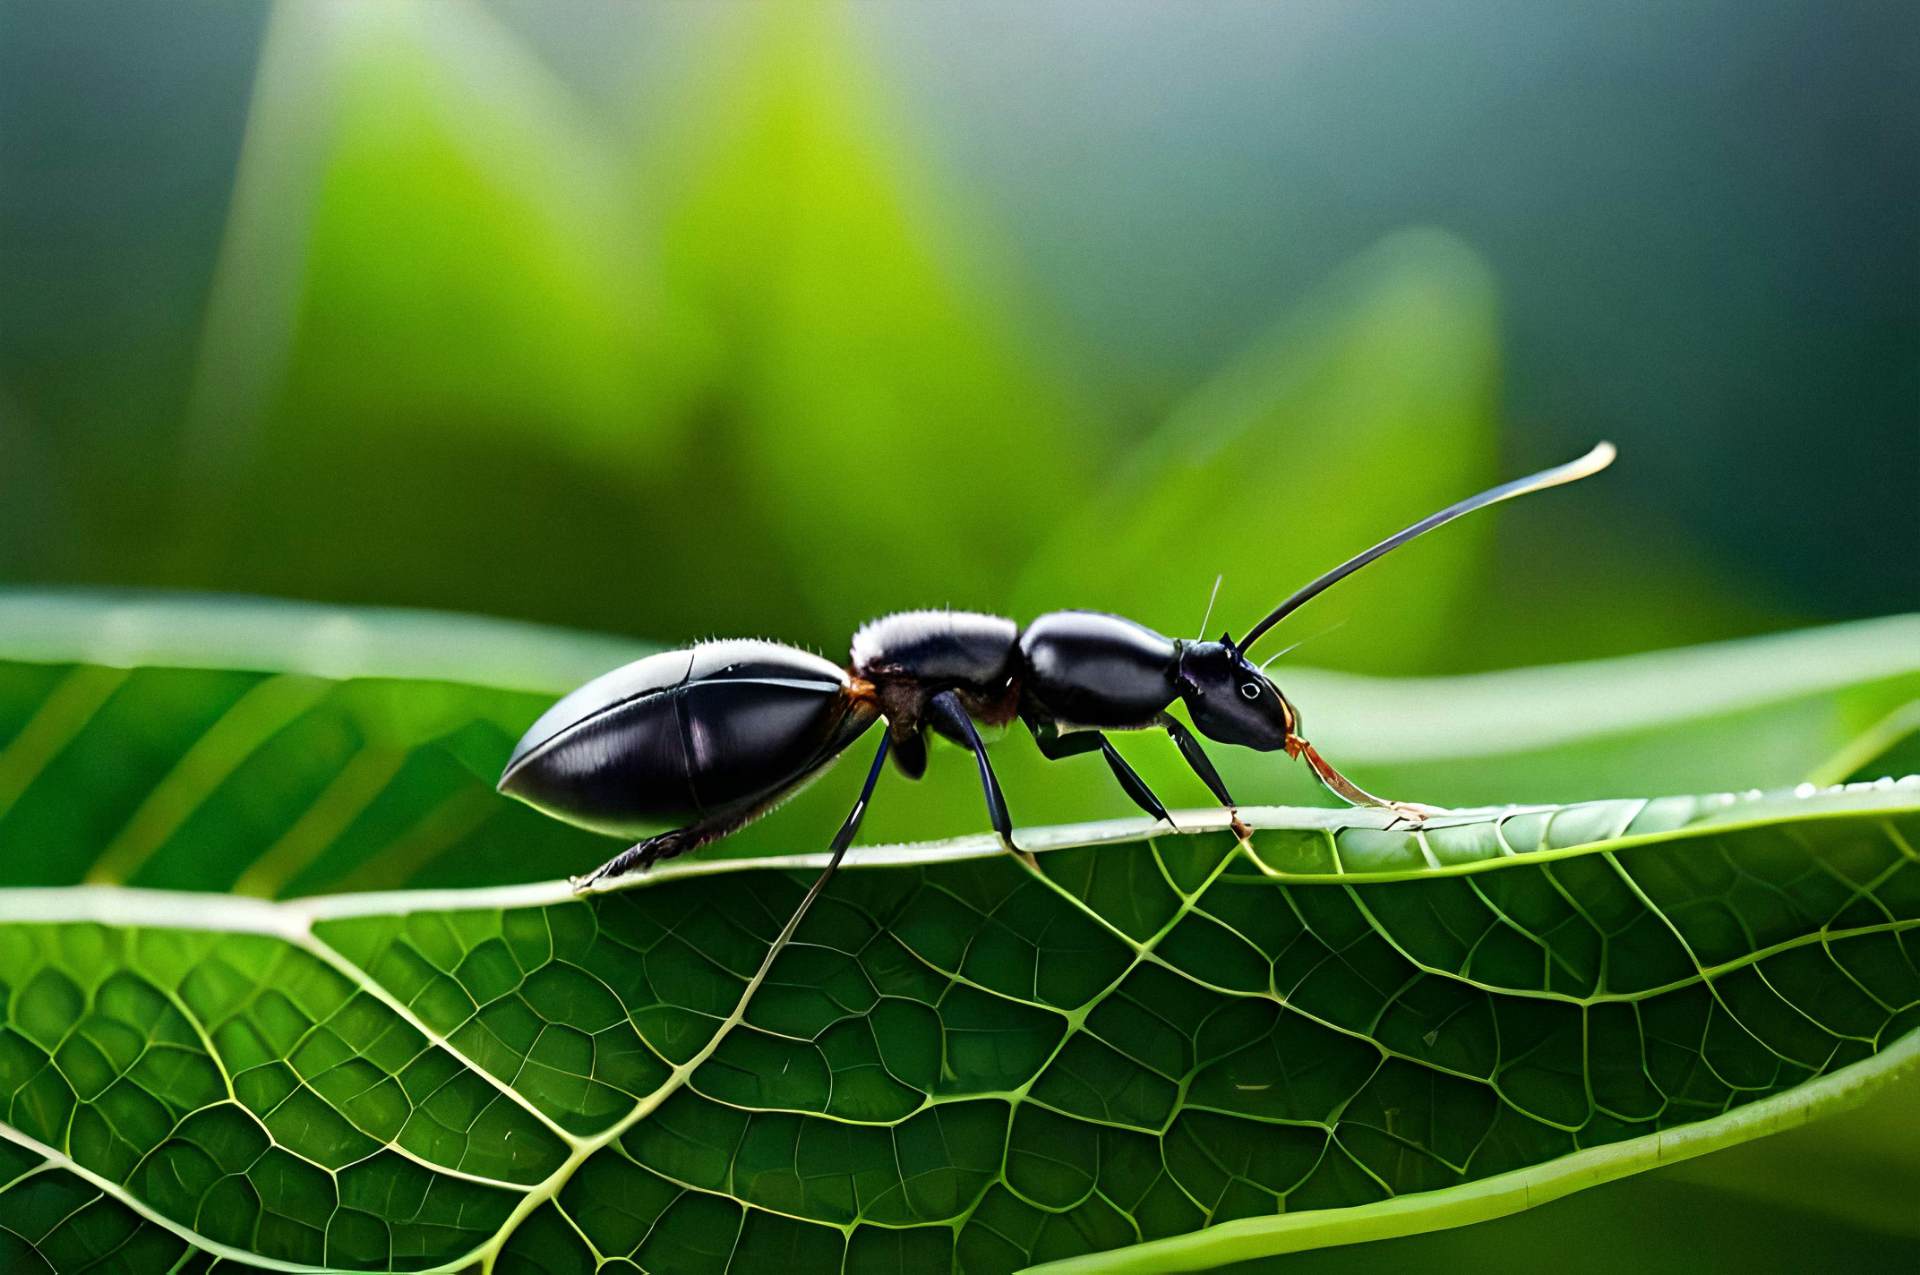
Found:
<box><xmin>1195</xmin><ymin>574</ymin><xmax>1224</xmax><ymax>640</ymax></box>
<box><xmin>1239</xmin><ymin>442</ymin><xmax>1616</xmax><ymax>653</ymax></box>
<box><xmin>1258</xmin><ymin>618</ymin><xmax>1348</xmax><ymax>671</ymax></box>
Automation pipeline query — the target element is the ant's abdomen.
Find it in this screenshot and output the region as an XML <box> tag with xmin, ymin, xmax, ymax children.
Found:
<box><xmin>498</xmin><ymin>640</ymin><xmax>877</xmax><ymax>839</ymax></box>
<box><xmin>1018</xmin><ymin>611</ymin><xmax>1180</xmax><ymax>728</ymax></box>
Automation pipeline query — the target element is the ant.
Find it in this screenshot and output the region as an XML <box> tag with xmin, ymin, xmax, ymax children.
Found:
<box><xmin>499</xmin><ymin>443</ymin><xmax>1614</xmax><ymax>907</ymax></box>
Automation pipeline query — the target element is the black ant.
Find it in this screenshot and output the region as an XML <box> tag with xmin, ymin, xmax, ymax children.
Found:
<box><xmin>499</xmin><ymin>443</ymin><xmax>1614</xmax><ymax>905</ymax></box>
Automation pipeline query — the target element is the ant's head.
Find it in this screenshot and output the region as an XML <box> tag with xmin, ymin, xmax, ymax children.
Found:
<box><xmin>1175</xmin><ymin>636</ymin><xmax>1298</xmax><ymax>752</ymax></box>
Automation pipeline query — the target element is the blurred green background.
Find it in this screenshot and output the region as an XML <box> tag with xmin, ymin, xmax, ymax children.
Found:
<box><xmin>0</xmin><ymin>2</ymin><xmax>1917</xmax><ymax>1270</ymax></box>
<box><xmin>2</xmin><ymin>0</ymin><xmax>1914</xmax><ymax>670</ymax></box>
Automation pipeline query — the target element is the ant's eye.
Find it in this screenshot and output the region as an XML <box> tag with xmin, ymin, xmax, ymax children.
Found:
<box><xmin>1239</xmin><ymin>682</ymin><xmax>1261</xmax><ymax>700</ymax></box>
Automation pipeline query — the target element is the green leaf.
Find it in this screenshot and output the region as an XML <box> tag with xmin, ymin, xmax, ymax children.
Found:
<box><xmin>4</xmin><ymin>593</ymin><xmax>1920</xmax><ymax>1268</ymax></box>
<box><xmin>1810</xmin><ymin>699</ymin><xmax>1920</xmax><ymax>788</ymax></box>
<box><xmin>0</xmin><ymin>780</ymin><xmax>1916</xmax><ymax>1272</ymax></box>
<box><xmin>0</xmin><ymin>591</ymin><xmax>647</xmax><ymax>898</ymax></box>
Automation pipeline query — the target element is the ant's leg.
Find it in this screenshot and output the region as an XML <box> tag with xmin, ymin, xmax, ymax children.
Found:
<box><xmin>1154</xmin><ymin>714</ymin><xmax>1235</xmax><ymax>804</ymax></box>
<box><xmin>801</xmin><ymin>730</ymin><xmax>893</xmax><ymax>903</ymax></box>
<box><xmin>1028</xmin><ymin>719</ymin><xmax>1175</xmax><ymax>829</ymax></box>
<box><xmin>723</xmin><ymin>733</ymin><xmax>893</xmax><ymax>998</ymax></box>
<box><xmin>927</xmin><ymin>691</ymin><xmax>1033</xmax><ymax>868</ymax></box>
<box><xmin>1096</xmin><ymin>738</ymin><xmax>1175</xmax><ymax>829</ymax></box>
<box><xmin>1155</xmin><ymin>712</ymin><xmax>1252</xmax><ymax>840</ymax></box>
<box><xmin>575</xmin><ymin>734</ymin><xmax>893</xmax><ymax>893</ymax></box>
<box><xmin>1289</xmin><ymin>737</ymin><xmax>1440</xmax><ymax>826</ymax></box>
<box><xmin>575</xmin><ymin>811</ymin><xmax>748</xmax><ymax>890</ymax></box>
<box><xmin>889</xmin><ymin>724</ymin><xmax>928</xmax><ymax>780</ymax></box>
<box><xmin>575</xmin><ymin>839</ymin><xmax>660</xmax><ymax>890</ymax></box>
